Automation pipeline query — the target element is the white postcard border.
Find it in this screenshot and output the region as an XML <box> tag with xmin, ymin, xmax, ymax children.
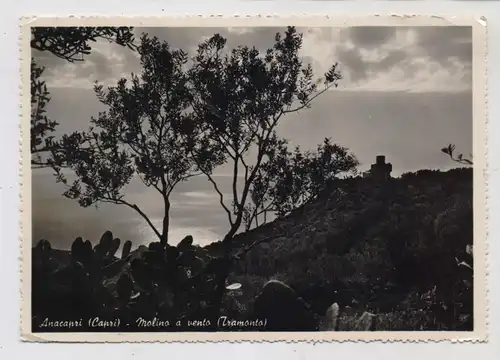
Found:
<box><xmin>19</xmin><ymin>15</ymin><xmax>488</xmax><ymax>343</ymax></box>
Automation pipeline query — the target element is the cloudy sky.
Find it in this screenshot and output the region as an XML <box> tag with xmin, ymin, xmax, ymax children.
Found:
<box><xmin>31</xmin><ymin>26</ymin><xmax>473</xmax><ymax>248</ymax></box>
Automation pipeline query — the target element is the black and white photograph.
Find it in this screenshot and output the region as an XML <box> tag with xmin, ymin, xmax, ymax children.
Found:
<box><xmin>24</xmin><ymin>18</ymin><xmax>486</xmax><ymax>339</ymax></box>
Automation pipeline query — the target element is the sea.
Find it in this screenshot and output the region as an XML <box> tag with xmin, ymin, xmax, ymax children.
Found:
<box><xmin>32</xmin><ymin>172</ymin><xmax>235</xmax><ymax>250</ymax></box>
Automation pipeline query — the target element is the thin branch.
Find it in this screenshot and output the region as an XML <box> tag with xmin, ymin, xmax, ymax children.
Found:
<box><xmin>246</xmin><ymin>206</ymin><xmax>259</xmax><ymax>231</ymax></box>
<box><xmin>225</xmin><ymin>139</ymin><xmax>267</xmax><ymax>239</ymax></box>
<box><xmin>449</xmin><ymin>156</ymin><xmax>473</xmax><ymax>166</ymax></box>
<box><xmin>137</xmin><ymin>174</ymin><xmax>162</xmax><ymax>195</ymax></box>
<box><xmin>189</xmin><ymin>99</ymin><xmax>238</xmax><ymax>159</ymax></box>
<box><xmin>31</xmin><ymin>163</ymin><xmax>52</xmax><ymax>169</ymax></box>
<box><xmin>233</xmin><ymin>234</ymin><xmax>279</xmax><ymax>258</ymax></box>
<box><xmin>282</xmin><ymin>84</ymin><xmax>335</xmax><ymax>115</ymax></box>
<box><xmin>166</xmin><ymin>178</ymin><xmax>182</xmax><ymax>197</ymax></box>
<box><xmin>187</xmin><ymin>138</ymin><xmax>234</xmax><ymax>225</ymax></box>
<box><xmin>180</xmin><ymin>172</ymin><xmax>203</xmax><ymax>181</ymax></box>
<box><xmin>31</xmin><ymin>145</ymin><xmax>54</xmax><ymax>154</ymax></box>
<box><xmin>117</xmin><ymin>200</ymin><xmax>162</xmax><ymax>240</ymax></box>
<box><xmin>53</xmin><ymin>162</ymin><xmax>162</xmax><ymax>241</ymax></box>
<box><xmin>205</xmin><ymin>171</ymin><xmax>234</xmax><ymax>226</ymax></box>
<box><xmin>232</xmin><ymin>156</ymin><xmax>240</xmax><ymax>210</ymax></box>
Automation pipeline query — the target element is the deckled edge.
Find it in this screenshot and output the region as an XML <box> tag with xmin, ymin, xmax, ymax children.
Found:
<box><xmin>479</xmin><ymin>15</ymin><xmax>489</xmax><ymax>345</ymax></box>
<box><xmin>18</xmin><ymin>14</ymin><xmax>489</xmax><ymax>344</ymax></box>
<box><xmin>19</xmin><ymin>15</ymin><xmax>28</xmax><ymax>343</ymax></box>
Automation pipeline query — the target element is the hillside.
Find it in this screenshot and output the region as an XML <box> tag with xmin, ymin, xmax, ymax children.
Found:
<box><xmin>220</xmin><ymin>167</ymin><xmax>473</xmax><ymax>328</ymax></box>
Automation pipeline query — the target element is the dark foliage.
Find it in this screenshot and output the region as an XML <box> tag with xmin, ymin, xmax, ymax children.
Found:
<box><xmin>31</xmin><ymin>27</ymin><xmax>136</xmax><ymax>62</ymax></box>
<box><xmin>48</xmin><ymin>34</ymin><xmax>208</xmax><ymax>244</ymax></box>
<box><xmin>182</xmin><ymin>27</ymin><xmax>345</xmax><ymax>321</ymax></box>
<box><xmin>41</xmin><ymin>28</ymin><xmax>354</xmax><ymax>324</ymax></box>
<box><xmin>441</xmin><ymin>144</ymin><xmax>473</xmax><ymax>166</ymax></box>
<box><xmin>185</xmin><ymin>26</ymin><xmax>343</xmax><ymax>244</ymax></box>
<box><xmin>31</xmin><ymin>59</ymin><xmax>58</xmax><ymax>167</ymax></box>
<box><xmin>245</xmin><ymin>137</ymin><xmax>358</xmax><ymax>229</ymax></box>
<box><xmin>31</xmin><ymin>167</ymin><xmax>473</xmax><ymax>332</ymax></box>
<box><xmin>30</xmin><ymin>27</ymin><xmax>137</xmax><ymax>167</ymax></box>
<box><xmin>235</xmin><ymin>167</ymin><xmax>473</xmax><ymax>330</ymax></box>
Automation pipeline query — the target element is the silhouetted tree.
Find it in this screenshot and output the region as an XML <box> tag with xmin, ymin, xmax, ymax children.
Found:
<box><xmin>188</xmin><ymin>27</ymin><xmax>342</xmax><ymax>241</ymax></box>
<box><xmin>440</xmin><ymin>144</ymin><xmax>473</xmax><ymax>328</ymax></box>
<box><xmin>31</xmin><ymin>27</ymin><xmax>136</xmax><ymax>63</ymax></box>
<box><xmin>243</xmin><ymin>137</ymin><xmax>358</xmax><ymax>230</ymax></box>
<box><xmin>31</xmin><ymin>59</ymin><xmax>57</xmax><ymax>168</ymax></box>
<box><xmin>185</xmin><ymin>26</ymin><xmax>343</xmax><ymax>321</ymax></box>
<box><xmin>31</xmin><ymin>27</ymin><xmax>136</xmax><ymax>167</ymax></box>
<box><xmin>50</xmin><ymin>34</ymin><xmax>210</xmax><ymax>244</ymax></box>
<box><xmin>441</xmin><ymin>144</ymin><xmax>473</xmax><ymax>166</ymax></box>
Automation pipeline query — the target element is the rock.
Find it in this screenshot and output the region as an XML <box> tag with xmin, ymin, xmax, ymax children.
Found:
<box><xmin>354</xmin><ymin>311</ymin><xmax>377</xmax><ymax>331</ymax></box>
<box><xmin>321</xmin><ymin>302</ymin><xmax>340</xmax><ymax>331</ymax></box>
<box><xmin>253</xmin><ymin>280</ymin><xmax>317</xmax><ymax>331</ymax></box>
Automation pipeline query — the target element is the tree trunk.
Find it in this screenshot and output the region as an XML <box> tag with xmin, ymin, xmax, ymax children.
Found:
<box><xmin>208</xmin><ymin>159</ymin><xmax>263</xmax><ymax>328</ymax></box>
<box><xmin>208</xmin><ymin>227</ymin><xmax>240</xmax><ymax>329</ymax></box>
<box><xmin>208</xmin><ymin>242</ymin><xmax>232</xmax><ymax>330</ymax></box>
<box><xmin>161</xmin><ymin>198</ymin><xmax>170</xmax><ymax>245</ymax></box>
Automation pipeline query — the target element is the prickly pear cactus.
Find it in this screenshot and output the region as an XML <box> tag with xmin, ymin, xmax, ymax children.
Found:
<box><xmin>82</xmin><ymin>240</ymin><xmax>93</xmax><ymax>263</ymax></box>
<box><xmin>33</xmin><ymin>239</ymin><xmax>53</xmax><ymax>270</ymax></box>
<box><xmin>102</xmin><ymin>231</ymin><xmax>114</xmax><ymax>252</ymax></box>
<box><xmin>71</xmin><ymin>237</ymin><xmax>85</xmax><ymax>263</ymax></box>
<box><xmin>130</xmin><ymin>258</ymin><xmax>152</xmax><ymax>291</ymax></box>
<box><xmin>36</xmin><ymin>239</ymin><xmax>52</xmax><ymax>253</ymax></box>
<box><xmin>166</xmin><ymin>244</ymin><xmax>180</xmax><ymax>263</ymax></box>
<box><xmin>35</xmin><ymin>239</ymin><xmax>52</xmax><ymax>262</ymax></box>
<box><xmin>121</xmin><ymin>240</ymin><xmax>132</xmax><ymax>260</ymax></box>
<box><xmin>177</xmin><ymin>235</ymin><xmax>194</xmax><ymax>250</ymax></box>
<box><xmin>108</xmin><ymin>238</ymin><xmax>121</xmax><ymax>258</ymax></box>
<box><xmin>116</xmin><ymin>273</ymin><xmax>134</xmax><ymax>305</ymax></box>
<box><xmin>94</xmin><ymin>230</ymin><xmax>113</xmax><ymax>260</ymax></box>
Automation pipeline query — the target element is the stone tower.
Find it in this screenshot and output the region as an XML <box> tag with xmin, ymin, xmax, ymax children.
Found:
<box><xmin>369</xmin><ymin>155</ymin><xmax>392</xmax><ymax>180</ymax></box>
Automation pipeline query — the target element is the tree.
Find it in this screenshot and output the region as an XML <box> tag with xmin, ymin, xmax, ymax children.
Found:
<box><xmin>441</xmin><ymin>144</ymin><xmax>473</xmax><ymax>166</ymax></box>
<box><xmin>243</xmin><ymin>137</ymin><xmax>358</xmax><ymax>230</ymax></box>
<box><xmin>185</xmin><ymin>26</ymin><xmax>343</xmax><ymax>320</ymax></box>
<box><xmin>31</xmin><ymin>27</ymin><xmax>137</xmax><ymax>167</ymax></box>
<box><xmin>31</xmin><ymin>59</ymin><xmax>58</xmax><ymax>168</ymax></box>
<box><xmin>50</xmin><ymin>34</ymin><xmax>209</xmax><ymax>245</ymax></box>
<box><xmin>188</xmin><ymin>26</ymin><xmax>342</xmax><ymax>242</ymax></box>
<box><xmin>31</xmin><ymin>27</ymin><xmax>136</xmax><ymax>63</ymax></box>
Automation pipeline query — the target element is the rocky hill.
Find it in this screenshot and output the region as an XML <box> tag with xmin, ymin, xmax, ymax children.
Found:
<box><xmin>220</xmin><ymin>167</ymin><xmax>473</xmax><ymax>325</ymax></box>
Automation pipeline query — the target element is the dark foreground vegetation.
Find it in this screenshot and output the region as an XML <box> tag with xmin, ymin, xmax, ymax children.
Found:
<box><xmin>31</xmin><ymin>167</ymin><xmax>474</xmax><ymax>332</ymax></box>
